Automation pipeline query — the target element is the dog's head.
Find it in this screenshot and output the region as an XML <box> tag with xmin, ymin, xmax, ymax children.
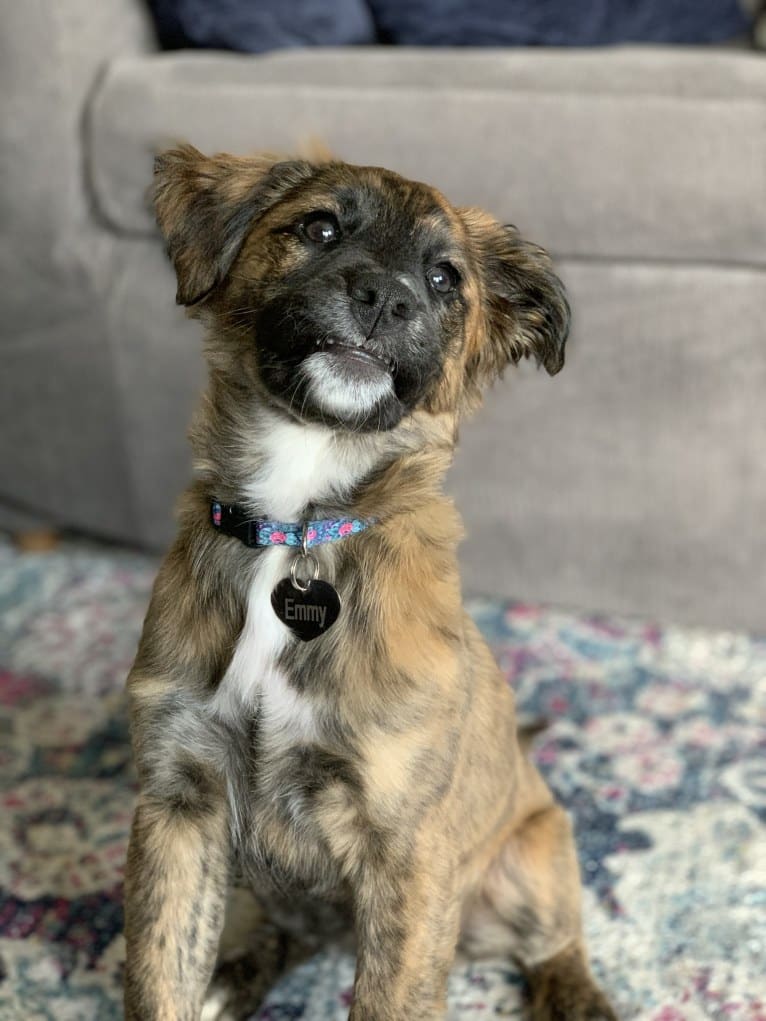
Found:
<box><xmin>154</xmin><ymin>146</ymin><xmax>569</xmax><ymax>432</ymax></box>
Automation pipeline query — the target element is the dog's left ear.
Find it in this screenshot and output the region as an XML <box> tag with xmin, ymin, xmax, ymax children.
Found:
<box><xmin>460</xmin><ymin>209</ymin><xmax>570</xmax><ymax>388</ymax></box>
<box><xmin>153</xmin><ymin>144</ymin><xmax>315</xmax><ymax>306</ymax></box>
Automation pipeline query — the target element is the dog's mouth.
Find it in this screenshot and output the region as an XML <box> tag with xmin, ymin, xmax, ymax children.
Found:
<box><xmin>300</xmin><ymin>334</ymin><xmax>398</xmax><ymax>425</ymax></box>
<box><xmin>313</xmin><ymin>338</ymin><xmax>395</xmax><ymax>376</ymax></box>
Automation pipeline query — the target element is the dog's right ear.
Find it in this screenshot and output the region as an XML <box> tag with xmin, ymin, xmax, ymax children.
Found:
<box><xmin>153</xmin><ymin>145</ymin><xmax>314</xmax><ymax>306</ymax></box>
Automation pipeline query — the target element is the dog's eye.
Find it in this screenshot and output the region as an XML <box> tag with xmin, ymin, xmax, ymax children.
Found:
<box><xmin>426</xmin><ymin>263</ymin><xmax>458</xmax><ymax>294</ymax></box>
<box><xmin>302</xmin><ymin>213</ymin><xmax>341</xmax><ymax>245</ymax></box>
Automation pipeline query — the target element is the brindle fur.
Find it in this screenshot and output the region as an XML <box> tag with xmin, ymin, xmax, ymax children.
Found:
<box><xmin>124</xmin><ymin>146</ymin><xmax>617</xmax><ymax>1021</ymax></box>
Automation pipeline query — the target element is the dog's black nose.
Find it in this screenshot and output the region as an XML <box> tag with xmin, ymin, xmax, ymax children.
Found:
<box><xmin>348</xmin><ymin>272</ymin><xmax>417</xmax><ymax>333</ymax></box>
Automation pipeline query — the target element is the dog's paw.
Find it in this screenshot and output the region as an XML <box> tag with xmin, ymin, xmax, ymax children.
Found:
<box><xmin>201</xmin><ymin>983</ymin><xmax>239</xmax><ymax>1021</ymax></box>
<box><xmin>201</xmin><ymin>960</ymin><xmax>260</xmax><ymax>1021</ymax></box>
<box><xmin>526</xmin><ymin>983</ymin><xmax>619</xmax><ymax>1021</ymax></box>
<box><xmin>524</xmin><ymin>947</ymin><xmax>619</xmax><ymax>1021</ymax></box>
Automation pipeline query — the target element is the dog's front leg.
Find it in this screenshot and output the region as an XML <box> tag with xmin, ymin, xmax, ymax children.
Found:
<box><xmin>124</xmin><ymin>791</ymin><xmax>229</xmax><ymax>1021</ymax></box>
<box><xmin>350</xmin><ymin>857</ymin><xmax>461</xmax><ymax>1021</ymax></box>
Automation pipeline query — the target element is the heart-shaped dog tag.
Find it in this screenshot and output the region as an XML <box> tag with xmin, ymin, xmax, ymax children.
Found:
<box><xmin>271</xmin><ymin>578</ymin><xmax>341</xmax><ymax>641</ymax></box>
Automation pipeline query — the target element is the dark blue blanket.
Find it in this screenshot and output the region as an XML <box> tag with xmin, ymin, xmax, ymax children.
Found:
<box><xmin>148</xmin><ymin>0</ymin><xmax>376</xmax><ymax>52</ymax></box>
<box><xmin>367</xmin><ymin>0</ymin><xmax>751</xmax><ymax>46</ymax></box>
<box><xmin>147</xmin><ymin>0</ymin><xmax>750</xmax><ymax>52</ymax></box>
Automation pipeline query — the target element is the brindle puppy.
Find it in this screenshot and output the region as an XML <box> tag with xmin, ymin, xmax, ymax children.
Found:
<box><xmin>124</xmin><ymin>145</ymin><xmax>617</xmax><ymax>1021</ymax></box>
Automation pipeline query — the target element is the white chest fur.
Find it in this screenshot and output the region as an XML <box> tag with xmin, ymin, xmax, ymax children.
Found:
<box><xmin>243</xmin><ymin>415</ymin><xmax>371</xmax><ymax>521</ymax></box>
<box><xmin>209</xmin><ymin>417</ymin><xmax>375</xmax><ymax>734</ymax></box>
<box><xmin>209</xmin><ymin>546</ymin><xmax>314</xmax><ymax>740</ymax></box>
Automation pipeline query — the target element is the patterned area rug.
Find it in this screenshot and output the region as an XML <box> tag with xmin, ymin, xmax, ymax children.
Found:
<box><xmin>0</xmin><ymin>536</ymin><xmax>764</xmax><ymax>1020</ymax></box>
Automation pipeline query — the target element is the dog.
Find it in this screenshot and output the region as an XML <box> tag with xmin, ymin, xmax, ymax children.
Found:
<box><xmin>123</xmin><ymin>145</ymin><xmax>617</xmax><ymax>1021</ymax></box>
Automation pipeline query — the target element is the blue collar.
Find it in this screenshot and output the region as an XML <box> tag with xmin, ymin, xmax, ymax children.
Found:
<box><xmin>211</xmin><ymin>502</ymin><xmax>376</xmax><ymax>549</ymax></box>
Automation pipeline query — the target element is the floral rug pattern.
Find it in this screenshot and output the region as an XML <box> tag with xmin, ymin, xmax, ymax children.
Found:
<box><xmin>0</xmin><ymin>537</ymin><xmax>764</xmax><ymax>1020</ymax></box>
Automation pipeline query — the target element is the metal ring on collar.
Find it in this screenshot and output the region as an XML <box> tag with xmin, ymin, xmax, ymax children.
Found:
<box><xmin>290</xmin><ymin>552</ymin><xmax>319</xmax><ymax>593</ymax></box>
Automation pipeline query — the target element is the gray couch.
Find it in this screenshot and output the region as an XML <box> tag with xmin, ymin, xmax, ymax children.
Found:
<box><xmin>2</xmin><ymin>0</ymin><xmax>764</xmax><ymax>632</ymax></box>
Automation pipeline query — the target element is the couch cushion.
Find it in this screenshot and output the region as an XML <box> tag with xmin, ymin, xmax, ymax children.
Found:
<box><xmin>88</xmin><ymin>46</ymin><xmax>766</xmax><ymax>265</ymax></box>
